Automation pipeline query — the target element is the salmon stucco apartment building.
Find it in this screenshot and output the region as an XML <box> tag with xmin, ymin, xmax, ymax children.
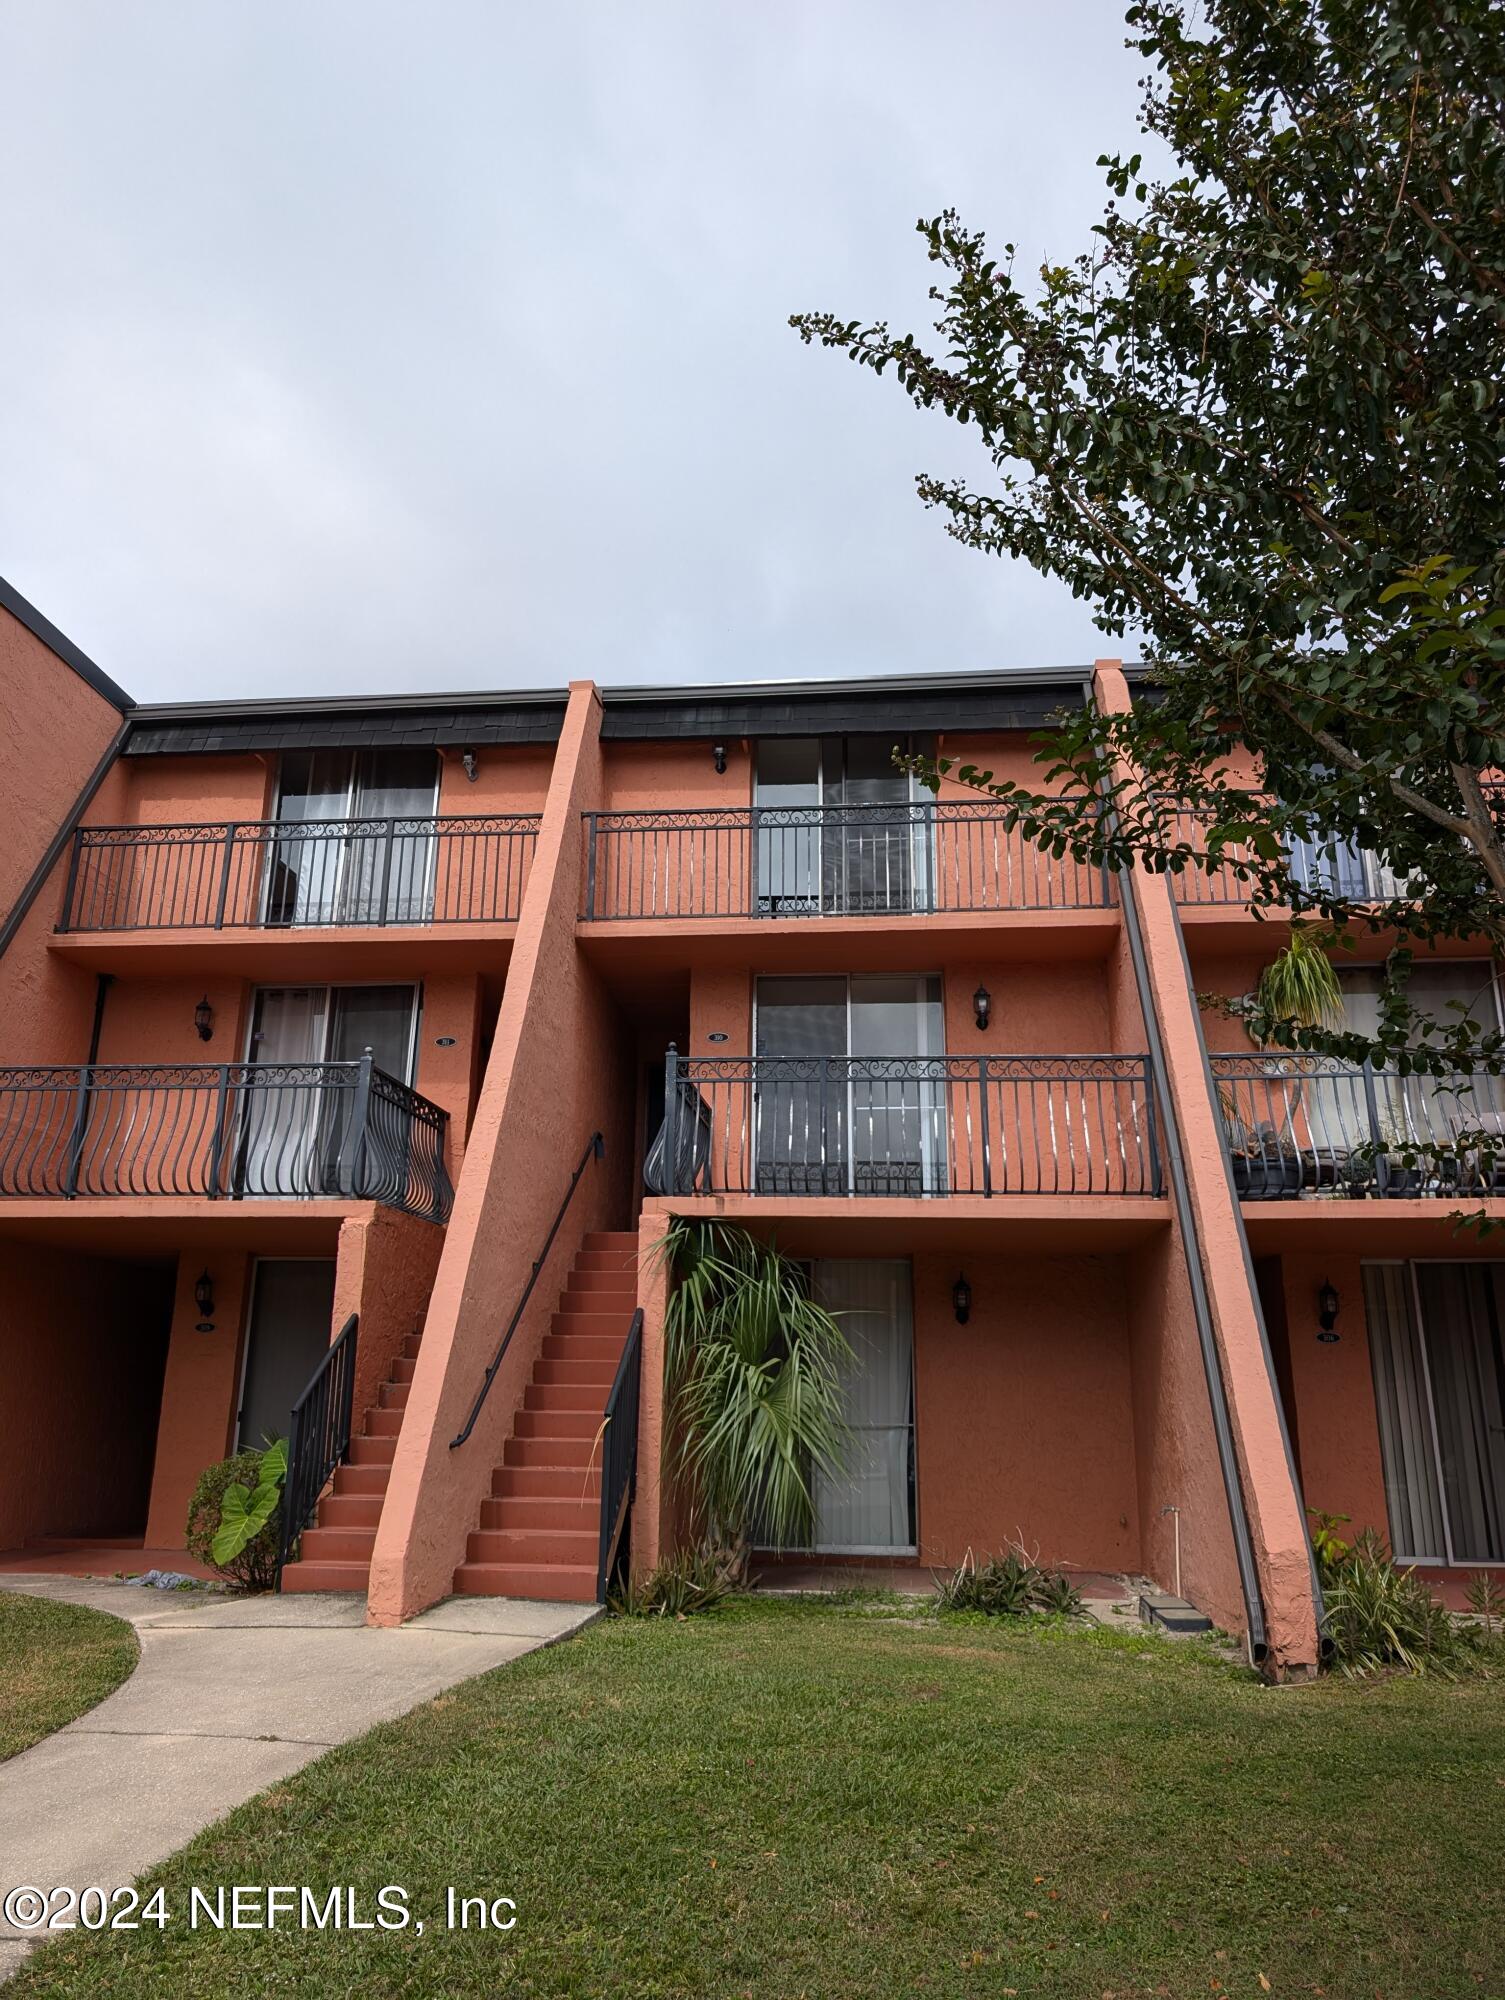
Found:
<box><xmin>4</xmin><ymin>573</ymin><xmax>1504</xmax><ymax>1683</ymax></box>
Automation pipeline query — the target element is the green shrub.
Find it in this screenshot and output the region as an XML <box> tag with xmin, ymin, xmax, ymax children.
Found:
<box><xmin>608</xmin><ymin>1545</ymin><xmax>741</xmax><ymax>1619</ymax></box>
<box><xmin>185</xmin><ymin>1447</ymin><xmax>283</xmax><ymax>1592</ymax></box>
<box><xmin>936</xmin><ymin>1546</ymin><xmax>1082</xmax><ymax>1619</ymax></box>
<box><xmin>1323</xmin><ymin>1528</ymin><xmax>1463</xmax><ymax>1677</ymax></box>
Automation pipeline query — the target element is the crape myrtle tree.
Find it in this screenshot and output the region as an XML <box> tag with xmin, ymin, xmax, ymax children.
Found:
<box><xmin>792</xmin><ymin>0</ymin><xmax>1505</xmax><ymax>1109</ymax></box>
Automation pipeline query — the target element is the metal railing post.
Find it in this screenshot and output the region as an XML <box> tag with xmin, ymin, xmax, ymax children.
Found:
<box><xmin>57</xmin><ymin>830</ymin><xmax>85</xmax><ymax>934</ymax></box>
<box><xmin>978</xmin><ymin>1054</ymin><xmax>992</xmax><ymax>1197</ymax></box>
<box><xmin>747</xmin><ymin>806</ymin><xmax>761</xmax><ymax>917</ymax></box>
<box><xmin>1361</xmin><ymin>1057</ymin><xmax>1388</xmax><ymax>1194</ymax></box>
<box><xmin>663</xmin><ymin>1045</ymin><xmax>681</xmax><ymax>1195</ymax></box>
<box><xmin>337</xmin><ymin>1049</ymin><xmax>375</xmax><ymax>1197</ymax></box>
<box><xmin>207</xmin><ymin>1063</ymin><xmax>233</xmax><ymax>1197</ymax></box>
<box><xmin>212</xmin><ymin>824</ymin><xmax>238</xmax><ymax>928</ymax></box>
<box><xmin>63</xmin><ymin>1063</ymin><xmax>92</xmax><ymax>1198</ymax></box>
<box><xmin>1143</xmin><ymin>1057</ymin><xmax>1164</xmax><ymax>1195</ymax></box>
<box><xmin>377</xmin><ymin>819</ymin><xmax>397</xmax><ymax>925</ymax></box>
<box><xmin>584</xmin><ymin>814</ymin><xmax>598</xmax><ymax>919</ymax></box>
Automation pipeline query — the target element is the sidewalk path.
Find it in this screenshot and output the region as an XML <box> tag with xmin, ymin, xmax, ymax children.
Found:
<box><xmin>0</xmin><ymin>1577</ymin><xmax>595</xmax><ymax>1982</ymax></box>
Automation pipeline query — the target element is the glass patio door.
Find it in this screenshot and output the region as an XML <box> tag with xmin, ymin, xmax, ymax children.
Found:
<box><xmin>238</xmin><ymin>985</ymin><xmax>417</xmax><ymax>1195</ymax></box>
<box><xmin>1364</xmin><ymin>1261</ymin><xmax>1505</xmax><ymax>1563</ymax></box>
<box><xmin>754</xmin><ymin>738</ymin><xmax>933</xmax><ymax>916</ymax></box>
<box><xmin>753</xmin><ymin>975</ymin><xmax>945</xmax><ymax>1195</ymax></box>
<box><xmin>265</xmin><ymin>749</ymin><xmax>439</xmax><ymax>926</ymax></box>
<box><xmin>810</xmin><ymin>1259</ymin><xmax>916</xmax><ymax>1552</ymax></box>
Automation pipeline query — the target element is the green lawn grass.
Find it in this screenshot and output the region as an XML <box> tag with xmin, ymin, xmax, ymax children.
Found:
<box><xmin>0</xmin><ymin>1589</ymin><xmax>138</xmax><ymax>1761</ymax></box>
<box><xmin>10</xmin><ymin>1596</ymin><xmax>1503</xmax><ymax>1999</ymax></box>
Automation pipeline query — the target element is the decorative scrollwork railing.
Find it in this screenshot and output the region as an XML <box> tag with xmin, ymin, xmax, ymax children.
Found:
<box><xmin>0</xmin><ymin>1055</ymin><xmax>452</xmax><ymax>1220</ymax></box>
<box><xmin>644</xmin><ymin>1050</ymin><xmax>1161</xmax><ymax>1198</ymax></box>
<box><xmin>1211</xmin><ymin>1052</ymin><xmax>1505</xmax><ymax>1200</ymax></box>
<box><xmin>59</xmin><ymin>814</ymin><xmax>541</xmax><ymax>932</ymax></box>
<box><xmin>581</xmin><ymin>801</ymin><xmax>1112</xmax><ymax>920</ymax></box>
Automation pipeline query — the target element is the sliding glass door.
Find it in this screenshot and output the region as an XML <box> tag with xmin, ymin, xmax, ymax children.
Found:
<box><xmin>1364</xmin><ymin>1261</ymin><xmax>1505</xmax><ymax>1563</ymax></box>
<box><xmin>754</xmin><ymin>737</ymin><xmax>934</xmax><ymax>916</ymax></box>
<box><xmin>810</xmin><ymin>1259</ymin><xmax>916</xmax><ymax>1553</ymax></box>
<box><xmin>753</xmin><ymin>975</ymin><xmax>946</xmax><ymax>1195</ymax></box>
<box><xmin>265</xmin><ymin>749</ymin><xmax>440</xmax><ymax>926</ymax></box>
<box><xmin>238</xmin><ymin>985</ymin><xmax>419</xmax><ymax>1195</ymax></box>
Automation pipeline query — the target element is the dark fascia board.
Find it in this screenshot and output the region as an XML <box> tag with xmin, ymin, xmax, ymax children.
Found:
<box><xmin>599</xmin><ymin>665</ymin><xmax>1097</xmax><ymax>740</ymax></box>
<box><xmin>0</xmin><ymin>573</ymin><xmax>132</xmax><ymax>712</ymax></box>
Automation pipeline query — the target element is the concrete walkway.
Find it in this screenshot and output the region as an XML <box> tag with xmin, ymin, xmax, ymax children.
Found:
<box><xmin>0</xmin><ymin>1576</ymin><xmax>595</xmax><ymax>1982</ymax></box>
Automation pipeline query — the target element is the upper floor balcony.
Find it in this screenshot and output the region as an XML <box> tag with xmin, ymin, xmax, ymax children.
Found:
<box><xmin>58</xmin><ymin>814</ymin><xmax>541</xmax><ymax>935</ymax></box>
<box><xmin>0</xmin><ymin>1054</ymin><xmax>452</xmax><ymax>1221</ymax></box>
<box><xmin>643</xmin><ymin>1050</ymin><xmax>1162</xmax><ymax>1200</ymax></box>
<box><xmin>1212</xmin><ymin>1052</ymin><xmax>1505</xmax><ymax>1202</ymax></box>
<box><xmin>580</xmin><ymin>801</ymin><xmax>1114</xmax><ymax>926</ymax></box>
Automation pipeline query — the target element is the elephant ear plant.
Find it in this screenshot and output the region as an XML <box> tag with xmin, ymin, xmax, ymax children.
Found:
<box><xmin>656</xmin><ymin>1218</ymin><xmax>851</xmax><ymax>1577</ymax></box>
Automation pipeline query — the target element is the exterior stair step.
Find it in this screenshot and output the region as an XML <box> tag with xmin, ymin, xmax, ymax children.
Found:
<box><xmin>493</xmin><ymin>1464</ymin><xmax>602</xmax><ymax>1499</ymax></box>
<box><xmin>479</xmin><ymin>1495</ymin><xmax>595</xmax><ymax>1531</ymax></box>
<box><xmin>350</xmin><ymin>1434</ymin><xmax>397</xmax><ymax>1466</ymax></box>
<box><xmin>316</xmin><ymin>1493</ymin><xmax>383</xmax><ymax>1530</ymax></box>
<box><xmin>283</xmin><ymin>1560</ymin><xmax>371</xmax><ymax>1594</ymax></box>
<box><xmin>454</xmin><ymin>1562</ymin><xmax>597</xmax><ymax>1603</ymax></box>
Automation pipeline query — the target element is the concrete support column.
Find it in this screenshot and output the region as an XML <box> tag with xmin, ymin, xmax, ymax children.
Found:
<box><xmin>1095</xmin><ymin>661</ymin><xmax>1320</xmax><ymax>1675</ymax></box>
<box><xmin>143</xmin><ymin>1253</ymin><xmax>253</xmax><ymax>1548</ymax></box>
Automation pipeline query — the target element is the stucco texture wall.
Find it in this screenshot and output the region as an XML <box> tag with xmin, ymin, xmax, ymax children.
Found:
<box><xmin>0</xmin><ymin>1242</ymin><xmax>173</xmax><ymax>1548</ymax></box>
<box><xmin>912</xmin><ymin>1251</ymin><xmax>1140</xmax><ymax>1572</ymax></box>
<box><xmin>334</xmin><ymin>1206</ymin><xmax>446</xmax><ymax>1428</ymax></box>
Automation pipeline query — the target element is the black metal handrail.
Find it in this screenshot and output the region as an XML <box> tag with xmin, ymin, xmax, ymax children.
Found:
<box><xmin>0</xmin><ymin>1054</ymin><xmax>452</xmax><ymax>1221</ymax></box>
<box><xmin>1211</xmin><ymin>1052</ymin><xmax>1505</xmax><ymax>1199</ymax></box>
<box><xmin>276</xmin><ymin>1312</ymin><xmax>359</xmax><ymax>1587</ymax></box>
<box><xmin>596</xmin><ymin>1307</ymin><xmax>643</xmax><ymax>1601</ymax></box>
<box><xmin>449</xmin><ymin>1131</ymin><xmax>605</xmax><ymax>1448</ymax></box>
<box><xmin>59</xmin><ymin>813</ymin><xmax>541</xmax><ymax>932</ymax></box>
<box><xmin>581</xmin><ymin>800</ymin><xmax>1112</xmax><ymax>919</ymax></box>
<box><xmin>645</xmin><ymin>1049</ymin><xmax>1161</xmax><ymax>1198</ymax></box>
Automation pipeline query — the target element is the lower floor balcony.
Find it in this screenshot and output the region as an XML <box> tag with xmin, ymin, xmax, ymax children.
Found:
<box><xmin>644</xmin><ymin>1053</ymin><xmax>1162</xmax><ymax>1199</ymax></box>
<box><xmin>1212</xmin><ymin>1054</ymin><xmax>1505</xmax><ymax>1201</ymax></box>
<box><xmin>0</xmin><ymin>1058</ymin><xmax>452</xmax><ymax>1222</ymax></box>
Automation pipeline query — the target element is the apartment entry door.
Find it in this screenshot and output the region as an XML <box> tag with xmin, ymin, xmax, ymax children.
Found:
<box><xmin>810</xmin><ymin>1259</ymin><xmax>916</xmax><ymax>1553</ymax></box>
<box><xmin>239</xmin><ymin>985</ymin><xmax>419</xmax><ymax>1195</ymax></box>
<box><xmin>754</xmin><ymin>975</ymin><xmax>946</xmax><ymax>1195</ymax></box>
<box><xmin>1364</xmin><ymin>1261</ymin><xmax>1505</xmax><ymax>1564</ymax></box>
<box><xmin>754</xmin><ymin>736</ymin><xmax>934</xmax><ymax>916</ymax></box>
<box><xmin>237</xmin><ymin>1257</ymin><xmax>337</xmax><ymax>1450</ymax></box>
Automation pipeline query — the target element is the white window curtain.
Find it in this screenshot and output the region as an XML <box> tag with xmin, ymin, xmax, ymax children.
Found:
<box><xmin>809</xmin><ymin>1259</ymin><xmax>915</xmax><ymax>1553</ymax></box>
<box><xmin>1364</xmin><ymin>1261</ymin><xmax>1505</xmax><ymax>1564</ymax></box>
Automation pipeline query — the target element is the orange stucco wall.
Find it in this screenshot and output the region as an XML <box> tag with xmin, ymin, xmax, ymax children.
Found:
<box><xmin>367</xmin><ymin>685</ymin><xmax>635</xmax><ymax>1623</ymax></box>
<box><xmin>143</xmin><ymin>1253</ymin><xmax>256</xmax><ymax>1546</ymax></box>
<box><xmin>334</xmin><ymin>1205</ymin><xmax>446</xmax><ymax>1430</ymax></box>
<box><xmin>0</xmin><ymin>1241</ymin><xmax>174</xmax><ymax>1549</ymax></box>
<box><xmin>912</xmin><ymin>1251</ymin><xmax>1140</xmax><ymax>1571</ymax></box>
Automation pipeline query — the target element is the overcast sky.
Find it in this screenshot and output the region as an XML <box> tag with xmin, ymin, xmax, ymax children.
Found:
<box><xmin>1</xmin><ymin>3</ymin><xmax>1150</xmax><ymax>705</ymax></box>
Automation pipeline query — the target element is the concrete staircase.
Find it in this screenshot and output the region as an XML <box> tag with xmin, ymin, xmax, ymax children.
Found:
<box><xmin>452</xmin><ymin>1231</ymin><xmax>638</xmax><ymax>1604</ymax></box>
<box><xmin>280</xmin><ymin>1328</ymin><xmax>422</xmax><ymax>1594</ymax></box>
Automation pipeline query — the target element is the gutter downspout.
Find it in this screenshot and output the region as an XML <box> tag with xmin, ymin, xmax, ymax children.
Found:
<box><xmin>0</xmin><ymin>721</ymin><xmax>130</xmax><ymax>960</ymax></box>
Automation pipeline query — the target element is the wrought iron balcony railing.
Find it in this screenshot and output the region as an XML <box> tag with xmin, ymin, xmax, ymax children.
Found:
<box><xmin>581</xmin><ymin>802</ymin><xmax>1112</xmax><ymax>920</ymax></box>
<box><xmin>1211</xmin><ymin>1052</ymin><xmax>1505</xmax><ymax>1199</ymax></box>
<box><xmin>59</xmin><ymin>815</ymin><xmax>541</xmax><ymax>933</ymax></box>
<box><xmin>644</xmin><ymin>1051</ymin><xmax>1161</xmax><ymax>1198</ymax></box>
<box><xmin>0</xmin><ymin>1055</ymin><xmax>452</xmax><ymax>1221</ymax></box>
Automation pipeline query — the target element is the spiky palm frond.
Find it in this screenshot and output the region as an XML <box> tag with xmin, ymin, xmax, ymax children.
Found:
<box><xmin>654</xmin><ymin>1218</ymin><xmax>852</xmax><ymax>1551</ymax></box>
<box><xmin>1256</xmin><ymin>927</ymin><xmax>1345</xmax><ymax>1034</ymax></box>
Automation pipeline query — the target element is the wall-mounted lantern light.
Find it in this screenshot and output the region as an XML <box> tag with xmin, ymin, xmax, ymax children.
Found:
<box><xmin>952</xmin><ymin>1273</ymin><xmax>972</xmax><ymax>1325</ymax></box>
<box><xmin>973</xmin><ymin>984</ymin><xmax>992</xmax><ymax>1033</ymax></box>
<box><xmin>194</xmin><ymin>1269</ymin><xmax>216</xmax><ymax>1319</ymax></box>
<box><xmin>712</xmin><ymin>743</ymin><xmax>728</xmax><ymax>775</ymax></box>
<box><xmin>193</xmin><ymin>996</ymin><xmax>215</xmax><ymax>1043</ymax></box>
<box><xmin>461</xmin><ymin>747</ymin><xmax>479</xmax><ymax>782</ymax></box>
<box><xmin>1317</xmin><ymin>1277</ymin><xmax>1340</xmax><ymax>1335</ymax></box>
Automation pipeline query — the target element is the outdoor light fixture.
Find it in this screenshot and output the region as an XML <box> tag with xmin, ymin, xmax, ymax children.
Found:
<box><xmin>193</xmin><ymin>996</ymin><xmax>215</xmax><ymax>1042</ymax></box>
<box><xmin>461</xmin><ymin>747</ymin><xmax>479</xmax><ymax>782</ymax></box>
<box><xmin>712</xmin><ymin>743</ymin><xmax>728</xmax><ymax>775</ymax></box>
<box><xmin>973</xmin><ymin>984</ymin><xmax>992</xmax><ymax>1032</ymax></box>
<box><xmin>194</xmin><ymin>1270</ymin><xmax>215</xmax><ymax>1318</ymax></box>
<box><xmin>1317</xmin><ymin>1278</ymin><xmax>1340</xmax><ymax>1334</ymax></box>
<box><xmin>952</xmin><ymin>1274</ymin><xmax>972</xmax><ymax>1325</ymax></box>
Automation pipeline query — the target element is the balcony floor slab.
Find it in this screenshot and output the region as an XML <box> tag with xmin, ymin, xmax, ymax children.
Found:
<box><xmin>1241</xmin><ymin>1196</ymin><xmax>1505</xmax><ymax>1256</ymax></box>
<box><xmin>48</xmin><ymin>924</ymin><xmax>518</xmax><ymax>980</ymax></box>
<box><xmin>639</xmin><ymin>1192</ymin><xmax>1169</xmax><ymax>1253</ymax></box>
<box><xmin>0</xmin><ymin>1197</ymin><xmax>377</xmax><ymax>1258</ymax></box>
<box><xmin>577</xmin><ymin>908</ymin><xmax>1122</xmax><ymax>975</ymax></box>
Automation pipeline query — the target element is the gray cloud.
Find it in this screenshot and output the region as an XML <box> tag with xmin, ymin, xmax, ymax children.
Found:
<box><xmin>0</xmin><ymin>2</ymin><xmax>1150</xmax><ymax>701</ymax></box>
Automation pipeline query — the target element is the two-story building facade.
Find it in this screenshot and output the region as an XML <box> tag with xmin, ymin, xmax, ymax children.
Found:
<box><xmin>3</xmin><ymin>576</ymin><xmax>1501</xmax><ymax>1680</ymax></box>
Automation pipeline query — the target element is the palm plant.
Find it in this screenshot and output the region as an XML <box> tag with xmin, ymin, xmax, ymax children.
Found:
<box><xmin>655</xmin><ymin>1218</ymin><xmax>852</xmax><ymax>1568</ymax></box>
<box><xmin>1255</xmin><ymin>926</ymin><xmax>1344</xmax><ymax>1035</ymax></box>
